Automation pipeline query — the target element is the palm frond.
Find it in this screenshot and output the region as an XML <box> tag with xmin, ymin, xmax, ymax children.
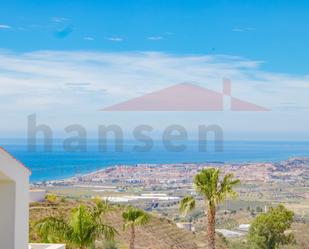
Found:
<box><xmin>92</xmin><ymin>198</ymin><xmax>113</xmax><ymax>218</ymax></box>
<box><xmin>194</xmin><ymin>168</ymin><xmax>219</xmax><ymax>200</ymax></box>
<box><xmin>97</xmin><ymin>223</ymin><xmax>118</xmax><ymax>241</ymax></box>
<box><xmin>122</xmin><ymin>206</ymin><xmax>150</xmax><ymax>229</ymax></box>
<box><xmin>35</xmin><ymin>217</ymin><xmax>71</xmax><ymax>242</ymax></box>
<box><xmin>218</xmin><ymin>173</ymin><xmax>240</xmax><ymax>202</ymax></box>
<box><xmin>179</xmin><ymin>195</ymin><xmax>196</xmax><ymax>216</ymax></box>
<box><xmin>36</xmin><ymin>203</ymin><xmax>118</xmax><ymax>248</ymax></box>
<box><xmin>193</xmin><ymin>168</ymin><xmax>240</xmax><ymax>206</ymax></box>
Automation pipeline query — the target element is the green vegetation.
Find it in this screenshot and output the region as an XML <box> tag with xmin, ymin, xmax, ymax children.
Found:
<box><xmin>122</xmin><ymin>206</ymin><xmax>150</xmax><ymax>249</ymax></box>
<box><xmin>248</xmin><ymin>205</ymin><xmax>295</xmax><ymax>249</ymax></box>
<box><xmin>179</xmin><ymin>195</ymin><xmax>196</xmax><ymax>216</ymax></box>
<box><xmin>29</xmin><ymin>194</ymin><xmax>309</xmax><ymax>248</ymax></box>
<box><xmin>31</xmin><ymin>198</ymin><xmax>215</xmax><ymax>249</ymax></box>
<box><xmin>45</xmin><ymin>193</ymin><xmax>58</xmax><ymax>204</ymax></box>
<box><xmin>35</xmin><ymin>200</ymin><xmax>117</xmax><ymax>249</ymax></box>
<box><xmin>179</xmin><ymin>168</ymin><xmax>240</xmax><ymax>249</ymax></box>
<box><xmin>102</xmin><ymin>240</ymin><xmax>118</xmax><ymax>249</ymax></box>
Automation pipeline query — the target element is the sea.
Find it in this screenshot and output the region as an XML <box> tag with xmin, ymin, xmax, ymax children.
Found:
<box><xmin>1</xmin><ymin>139</ymin><xmax>309</xmax><ymax>182</ymax></box>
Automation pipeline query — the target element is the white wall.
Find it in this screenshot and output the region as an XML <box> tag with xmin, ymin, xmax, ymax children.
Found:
<box><xmin>29</xmin><ymin>243</ymin><xmax>66</xmax><ymax>249</ymax></box>
<box><xmin>0</xmin><ymin>148</ymin><xmax>31</xmax><ymax>249</ymax></box>
<box><xmin>0</xmin><ymin>180</ymin><xmax>15</xmax><ymax>249</ymax></box>
<box><xmin>15</xmin><ymin>173</ymin><xmax>30</xmax><ymax>249</ymax></box>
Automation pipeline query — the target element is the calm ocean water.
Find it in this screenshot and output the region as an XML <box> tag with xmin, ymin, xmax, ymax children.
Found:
<box><xmin>1</xmin><ymin>139</ymin><xmax>309</xmax><ymax>182</ymax></box>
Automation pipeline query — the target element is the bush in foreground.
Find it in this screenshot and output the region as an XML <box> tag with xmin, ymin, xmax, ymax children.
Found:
<box><xmin>248</xmin><ymin>204</ymin><xmax>295</xmax><ymax>249</ymax></box>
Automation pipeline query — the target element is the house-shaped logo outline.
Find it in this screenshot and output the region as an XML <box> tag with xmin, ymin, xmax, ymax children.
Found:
<box><xmin>101</xmin><ymin>79</ymin><xmax>269</xmax><ymax>112</ymax></box>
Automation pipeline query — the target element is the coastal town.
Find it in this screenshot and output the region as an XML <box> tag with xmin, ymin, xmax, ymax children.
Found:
<box><xmin>34</xmin><ymin>157</ymin><xmax>309</xmax><ymax>189</ymax></box>
<box><xmin>32</xmin><ymin>158</ymin><xmax>309</xmax><ymax>218</ymax></box>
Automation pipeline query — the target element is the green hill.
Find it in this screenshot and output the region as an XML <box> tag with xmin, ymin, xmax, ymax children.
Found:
<box><xmin>29</xmin><ymin>199</ymin><xmax>228</xmax><ymax>249</ymax></box>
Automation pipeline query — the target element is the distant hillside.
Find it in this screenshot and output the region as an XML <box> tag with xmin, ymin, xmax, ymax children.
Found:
<box><xmin>29</xmin><ymin>199</ymin><xmax>228</xmax><ymax>249</ymax></box>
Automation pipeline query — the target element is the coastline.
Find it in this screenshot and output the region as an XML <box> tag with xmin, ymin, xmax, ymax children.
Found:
<box><xmin>31</xmin><ymin>156</ymin><xmax>309</xmax><ymax>185</ymax></box>
<box><xmin>2</xmin><ymin>139</ymin><xmax>307</xmax><ymax>183</ymax></box>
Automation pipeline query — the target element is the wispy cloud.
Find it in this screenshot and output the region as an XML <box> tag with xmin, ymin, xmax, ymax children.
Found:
<box><xmin>0</xmin><ymin>50</ymin><xmax>308</xmax><ymax>136</ymax></box>
<box><xmin>232</xmin><ymin>27</ymin><xmax>255</xmax><ymax>32</ymax></box>
<box><xmin>51</xmin><ymin>17</ymin><xmax>69</xmax><ymax>23</ymax></box>
<box><xmin>84</xmin><ymin>36</ymin><xmax>94</xmax><ymax>41</ymax></box>
<box><xmin>105</xmin><ymin>37</ymin><xmax>123</xmax><ymax>42</ymax></box>
<box><xmin>65</xmin><ymin>82</ymin><xmax>91</xmax><ymax>87</ymax></box>
<box><xmin>147</xmin><ymin>36</ymin><xmax>163</xmax><ymax>40</ymax></box>
<box><xmin>232</xmin><ymin>28</ymin><xmax>243</xmax><ymax>32</ymax></box>
<box><xmin>0</xmin><ymin>50</ymin><xmax>307</xmax><ymax>108</ymax></box>
<box><xmin>0</xmin><ymin>24</ymin><xmax>12</xmax><ymax>29</ymax></box>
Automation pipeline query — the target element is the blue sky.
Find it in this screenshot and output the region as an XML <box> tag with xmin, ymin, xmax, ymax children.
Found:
<box><xmin>1</xmin><ymin>0</ymin><xmax>309</xmax><ymax>73</ymax></box>
<box><xmin>0</xmin><ymin>0</ymin><xmax>309</xmax><ymax>140</ymax></box>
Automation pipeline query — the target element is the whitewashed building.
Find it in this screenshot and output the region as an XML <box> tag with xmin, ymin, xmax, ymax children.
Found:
<box><xmin>0</xmin><ymin>147</ymin><xmax>31</xmax><ymax>249</ymax></box>
<box><xmin>0</xmin><ymin>147</ymin><xmax>65</xmax><ymax>249</ymax></box>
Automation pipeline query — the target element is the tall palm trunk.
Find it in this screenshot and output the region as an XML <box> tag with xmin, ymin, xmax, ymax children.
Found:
<box><xmin>129</xmin><ymin>224</ymin><xmax>135</xmax><ymax>249</ymax></box>
<box><xmin>207</xmin><ymin>206</ymin><xmax>216</xmax><ymax>249</ymax></box>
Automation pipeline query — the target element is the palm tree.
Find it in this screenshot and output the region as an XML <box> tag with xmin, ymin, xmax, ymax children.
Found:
<box><xmin>36</xmin><ymin>201</ymin><xmax>117</xmax><ymax>249</ymax></box>
<box><xmin>179</xmin><ymin>168</ymin><xmax>240</xmax><ymax>249</ymax></box>
<box><xmin>122</xmin><ymin>206</ymin><xmax>150</xmax><ymax>249</ymax></box>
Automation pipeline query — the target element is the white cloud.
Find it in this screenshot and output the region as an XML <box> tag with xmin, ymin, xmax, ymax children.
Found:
<box><xmin>0</xmin><ymin>50</ymin><xmax>308</xmax><ymax>137</ymax></box>
<box><xmin>0</xmin><ymin>50</ymin><xmax>307</xmax><ymax>108</ymax></box>
<box><xmin>105</xmin><ymin>37</ymin><xmax>123</xmax><ymax>42</ymax></box>
<box><xmin>84</xmin><ymin>36</ymin><xmax>94</xmax><ymax>41</ymax></box>
<box><xmin>232</xmin><ymin>28</ymin><xmax>243</xmax><ymax>32</ymax></box>
<box><xmin>51</xmin><ymin>17</ymin><xmax>69</xmax><ymax>23</ymax></box>
<box><xmin>147</xmin><ymin>36</ymin><xmax>163</xmax><ymax>40</ymax></box>
<box><xmin>232</xmin><ymin>27</ymin><xmax>255</xmax><ymax>32</ymax></box>
<box><xmin>0</xmin><ymin>24</ymin><xmax>12</xmax><ymax>29</ymax></box>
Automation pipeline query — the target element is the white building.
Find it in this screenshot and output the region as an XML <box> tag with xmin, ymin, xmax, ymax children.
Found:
<box><xmin>238</xmin><ymin>224</ymin><xmax>251</xmax><ymax>232</ymax></box>
<box><xmin>216</xmin><ymin>229</ymin><xmax>244</xmax><ymax>238</ymax></box>
<box><xmin>0</xmin><ymin>147</ymin><xmax>65</xmax><ymax>249</ymax></box>
<box><xmin>0</xmin><ymin>147</ymin><xmax>31</xmax><ymax>249</ymax></box>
